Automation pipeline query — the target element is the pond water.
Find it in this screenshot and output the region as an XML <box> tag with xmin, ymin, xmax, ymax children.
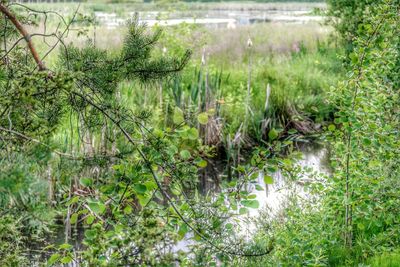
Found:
<box><xmin>173</xmin><ymin>141</ymin><xmax>330</xmax><ymax>253</ymax></box>
<box><xmin>28</xmin><ymin>142</ymin><xmax>329</xmax><ymax>265</ymax></box>
<box><xmin>94</xmin><ymin>7</ymin><xmax>324</xmax><ymax>29</ymax></box>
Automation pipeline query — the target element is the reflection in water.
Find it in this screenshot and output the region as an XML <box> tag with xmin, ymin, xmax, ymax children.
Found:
<box><xmin>237</xmin><ymin>142</ymin><xmax>330</xmax><ymax>237</ymax></box>
<box><xmin>175</xmin><ymin>142</ymin><xmax>330</xmax><ymax>252</ymax></box>
<box><xmin>95</xmin><ymin>8</ymin><xmax>324</xmax><ymax>29</ymax></box>
<box><xmin>29</xmin><ymin>143</ymin><xmax>330</xmax><ymax>263</ymax></box>
<box><xmin>258</xmin><ymin>142</ymin><xmax>329</xmax><ymax>213</ymax></box>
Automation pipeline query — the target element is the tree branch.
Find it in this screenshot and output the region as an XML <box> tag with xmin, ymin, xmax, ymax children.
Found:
<box><xmin>0</xmin><ymin>3</ymin><xmax>46</xmax><ymax>70</ymax></box>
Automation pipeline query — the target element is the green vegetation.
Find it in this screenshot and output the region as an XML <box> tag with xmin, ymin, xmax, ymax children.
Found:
<box><xmin>0</xmin><ymin>0</ymin><xmax>399</xmax><ymax>266</ymax></box>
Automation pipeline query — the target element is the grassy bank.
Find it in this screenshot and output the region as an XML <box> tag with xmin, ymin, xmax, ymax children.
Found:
<box><xmin>38</xmin><ymin>20</ymin><xmax>342</xmax><ymax>153</ymax></box>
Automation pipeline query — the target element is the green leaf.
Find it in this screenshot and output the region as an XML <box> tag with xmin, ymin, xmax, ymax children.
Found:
<box><xmin>80</xmin><ymin>177</ymin><xmax>93</xmax><ymax>187</ymax></box>
<box><xmin>84</xmin><ymin>229</ymin><xmax>97</xmax><ymax>240</ymax></box>
<box><xmin>66</xmin><ymin>196</ymin><xmax>79</xmax><ymax>206</ymax></box>
<box><xmin>170</xmin><ymin>185</ymin><xmax>181</xmax><ymax>196</ymax></box>
<box><xmin>60</xmin><ymin>256</ymin><xmax>73</xmax><ymax>264</ymax></box>
<box><xmin>255</xmin><ymin>184</ymin><xmax>264</xmax><ymax>191</ymax></box>
<box><xmin>178</xmin><ymin>223</ymin><xmax>188</xmax><ymax>238</ymax></box>
<box><xmin>197</xmin><ymin>112</ymin><xmax>209</xmax><ymax>125</ymax></box>
<box><xmin>328</xmin><ymin>124</ymin><xmax>336</xmax><ymax>131</ymax></box>
<box><xmin>239</xmin><ymin>207</ymin><xmax>248</xmax><ymax>215</ymax></box>
<box><xmin>88</xmin><ymin>202</ymin><xmax>106</xmax><ymax>215</ymax></box>
<box><xmin>362</xmin><ymin>138</ymin><xmax>372</xmax><ymax>146</ymax></box>
<box><xmin>86</xmin><ymin>215</ymin><xmax>95</xmax><ymax>225</ymax></box>
<box><xmin>137</xmin><ymin>194</ymin><xmax>151</xmax><ymax>206</ymax></box>
<box><xmin>264</xmin><ymin>175</ymin><xmax>274</xmax><ymax>185</ymax></box>
<box><xmin>47</xmin><ymin>253</ymin><xmax>60</xmax><ymax>266</ymax></box>
<box><xmin>237</xmin><ymin>165</ymin><xmax>245</xmax><ymax>173</ymax></box>
<box><xmin>70</xmin><ymin>213</ymin><xmax>78</xmax><ymax>224</ymax></box>
<box><xmin>268</xmin><ymin>128</ymin><xmax>279</xmax><ymax>140</ymax></box>
<box><xmin>241</xmin><ymin>199</ymin><xmax>260</xmax><ymax>209</ymax></box>
<box><xmin>134</xmin><ymin>184</ymin><xmax>147</xmax><ymax>194</ymax></box>
<box><xmin>187</xmin><ymin>127</ymin><xmax>199</xmax><ymax>140</ymax></box>
<box><xmin>195</xmin><ymin>158</ymin><xmax>207</xmax><ymax>168</ymax></box>
<box><xmin>267</xmin><ymin>165</ymin><xmax>278</xmax><ymax>173</ymax></box>
<box><xmin>144</xmin><ymin>181</ymin><xmax>157</xmax><ymax>191</ymax></box>
<box><xmin>167</xmin><ymin>144</ymin><xmax>178</xmax><ymax>156</ymax></box>
<box><xmin>180</xmin><ymin>150</ymin><xmax>191</xmax><ymax>160</ymax></box>
<box><xmin>250</xmin><ymin>171</ymin><xmax>259</xmax><ymax>180</ymax></box>
<box><xmin>350</xmin><ymin>52</ymin><xmax>358</xmax><ymax>64</ymax></box>
<box><xmin>173</xmin><ymin>107</ymin><xmax>184</xmax><ymax>124</ymax></box>
<box><xmin>123</xmin><ymin>205</ymin><xmax>132</xmax><ymax>215</ymax></box>
<box><xmin>100</xmin><ymin>184</ymin><xmax>115</xmax><ymax>194</ymax></box>
<box><xmin>59</xmin><ymin>243</ymin><xmax>73</xmax><ymax>250</ymax></box>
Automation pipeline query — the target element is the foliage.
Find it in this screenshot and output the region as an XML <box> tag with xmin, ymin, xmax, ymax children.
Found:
<box><xmin>0</xmin><ymin>215</ymin><xmax>29</xmax><ymax>266</ymax></box>
<box><xmin>327</xmin><ymin>0</ymin><xmax>400</xmax><ymax>261</ymax></box>
<box><xmin>0</xmin><ymin>0</ymin><xmax>399</xmax><ymax>266</ymax></box>
<box><xmin>366</xmin><ymin>249</ymin><xmax>400</xmax><ymax>267</ymax></box>
<box><xmin>326</xmin><ymin>0</ymin><xmax>386</xmax><ymax>51</ymax></box>
<box><xmin>242</xmin><ymin>1</ymin><xmax>400</xmax><ymax>266</ymax></box>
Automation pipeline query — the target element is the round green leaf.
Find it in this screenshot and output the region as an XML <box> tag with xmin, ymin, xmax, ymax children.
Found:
<box><xmin>362</xmin><ymin>138</ymin><xmax>372</xmax><ymax>146</ymax></box>
<box><xmin>264</xmin><ymin>175</ymin><xmax>274</xmax><ymax>185</ymax></box>
<box><xmin>197</xmin><ymin>112</ymin><xmax>209</xmax><ymax>125</ymax></box>
<box><xmin>255</xmin><ymin>184</ymin><xmax>264</xmax><ymax>191</ymax></box>
<box><xmin>84</xmin><ymin>229</ymin><xmax>97</xmax><ymax>240</ymax></box>
<box><xmin>88</xmin><ymin>202</ymin><xmax>106</xmax><ymax>215</ymax></box>
<box><xmin>268</xmin><ymin>128</ymin><xmax>279</xmax><ymax>140</ymax></box>
<box><xmin>187</xmin><ymin>127</ymin><xmax>199</xmax><ymax>140</ymax></box>
<box><xmin>195</xmin><ymin>159</ymin><xmax>207</xmax><ymax>168</ymax></box>
<box><xmin>86</xmin><ymin>215</ymin><xmax>95</xmax><ymax>225</ymax></box>
<box><xmin>60</xmin><ymin>256</ymin><xmax>73</xmax><ymax>264</ymax></box>
<box><xmin>180</xmin><ymin>150</ymin><xmax>191</xmax><ymax>160</ymax></box>
<box><xmin>80</xmin><ymin>177</ymin><xmax>93</xmax><ymax>187</ymax></box>
<box><xmin>328</xmin><ymin>124</ymin><xmax>336</xmax><ymax>131</ymax></box>
<box><xmin>124</xmin><ymin>205</ymin><xmax>133</xmax><ymax>215</ymax></box>
<box><xmin>173</xmin><ymin>107</ymin><xmax>184</xmax><ymax>124</ymax></box>
<box><xmin>241</xmin><ymin>199</ymin><xmax>260</xmax><ymax>209</ymax></box>
<box><xmin>239</xmin><ymin>207</ymin><xmax>248</xmax><ymax>214</ymax></box>
<box><xmin>134</xmin><ymin>184</ymin><xmax>147</xmax><ymax>194</ymax></box>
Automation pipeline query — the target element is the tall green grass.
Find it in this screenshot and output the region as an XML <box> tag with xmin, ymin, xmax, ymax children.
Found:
<box><xmin>365</xmin><ymin>250</ymin><xmax>400</xmax><ymax>267</ymax></box>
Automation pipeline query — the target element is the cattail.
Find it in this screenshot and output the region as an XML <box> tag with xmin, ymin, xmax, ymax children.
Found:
<box><xmin>247</xmin><ymin>37</ymin><xmax>253</xmax><ymax>48</ymax></box>
<box><xmin>201</xmin><ymin>48</ymin><xmax>206</xmax><ymax>65</ymax></box>
<box><xmin>244</xmin><ymin>36</ymin><xmax>253</xmax><ymax>134</ymax></box>
<box><xmin>265</xmin><ymin>83</ymin><xmax>271</xmax><ymax>112</ymax></box>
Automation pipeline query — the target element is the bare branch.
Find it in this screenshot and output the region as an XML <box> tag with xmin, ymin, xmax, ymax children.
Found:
<box><xmin>0</xmin><ymin>3</ymin><xmax>46</xmax><ymax>70</ymax></box>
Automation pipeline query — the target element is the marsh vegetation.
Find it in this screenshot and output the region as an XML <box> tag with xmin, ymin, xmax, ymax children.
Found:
<box><xmin>0</xmin><ymin>0</ymin><xmax>399</xmax><ymax>266</ymax></box>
